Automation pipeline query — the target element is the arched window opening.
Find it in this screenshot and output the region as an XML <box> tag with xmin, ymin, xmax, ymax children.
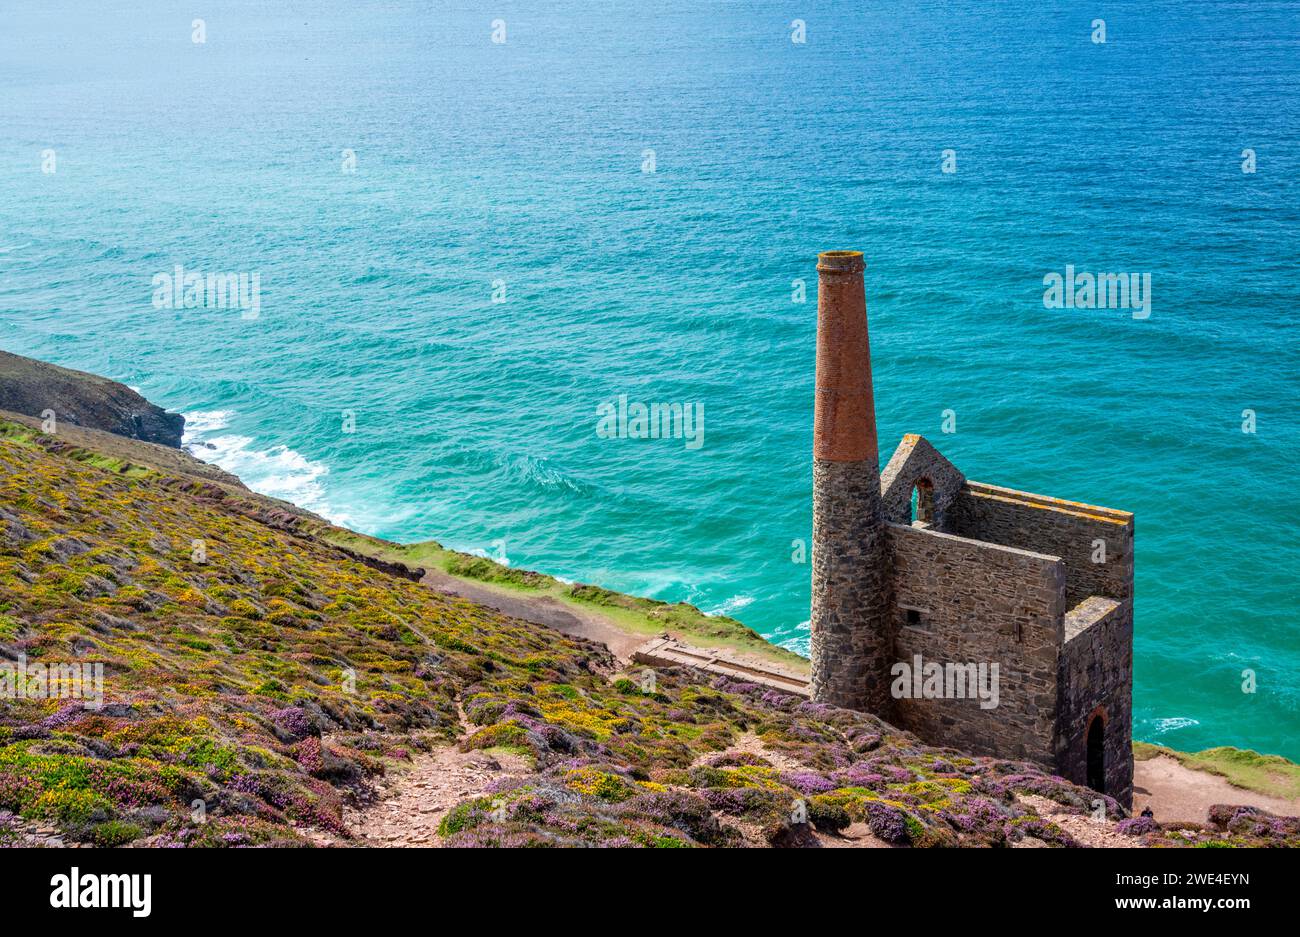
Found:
<box><xmin>910</xmin><ymin>478</ymin><xmax>935</xmax><ymax>526</ymax></box>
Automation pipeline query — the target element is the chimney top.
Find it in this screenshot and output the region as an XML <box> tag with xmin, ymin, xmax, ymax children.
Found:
<box><xmin>817</xmin><ymin>250</ymin><xmax>865</xmax><ymax>273</ymax></box>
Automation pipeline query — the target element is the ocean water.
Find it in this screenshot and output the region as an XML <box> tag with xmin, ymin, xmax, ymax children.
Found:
<box><xmin>1</xmin><ymin>2</ymin><xmax>1297</xmax><ymax>759</ymax></box>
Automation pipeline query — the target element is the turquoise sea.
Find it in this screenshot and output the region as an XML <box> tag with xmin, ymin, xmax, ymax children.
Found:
<box><xmin>1</xmin><ymin>2</ymin><xmax>1297</xmax><ymax>759</ymax></box>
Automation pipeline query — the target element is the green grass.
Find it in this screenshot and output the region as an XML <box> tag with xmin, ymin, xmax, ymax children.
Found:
<box><xmin>319</xmin><ymin>528</ymin><xmax>807</xmax><ymax>670</ymax></box>
<box><xmin>0</xmin><ymin>420</ymin><xmax>41</xmax><ymax>446</ymax></box>
<box><xmin>0</xmin><ymin>419</ymin><xmax>150</xmax><ymax>478</ymax></box>
<box><xmin>76</xmin><ymin>453</ymin><xmax>152</xmax><ymax>478</ymax></box>
<box><xmin>1134</xmin><ymin>742</ymin><xmax>1300</xmax><ymax>800</ymax></box>
<box><xmin>321</xmin><ymin>530</ymin><xmax>454</xmax><ymax>572</ymax></box>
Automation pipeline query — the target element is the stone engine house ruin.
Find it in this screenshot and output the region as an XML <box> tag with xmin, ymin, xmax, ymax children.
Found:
<box><xmin>809</xmin><ymin>250</ymin><xmax>1135</xmax><ymax>807</ymax></box>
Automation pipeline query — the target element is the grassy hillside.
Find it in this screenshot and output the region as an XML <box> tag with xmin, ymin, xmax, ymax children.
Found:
<box><xmin>2</xmin><ymin>408</ymin><xmax>804</xmax><ymax>670</ymax></box>
<box><xmin>1135</xmin><ymin>742</ymin><xmax>1300</xmax><ymax>801</ymax></box>
<box><xmin>319</xmin><ymin>528</ymin><xmax>808</xmax><ymax>670</ymax></box>
<box><xmin>1</xmin><ymin>419</ymin><xmax>1296</xmax><ymax>847</ymax></box>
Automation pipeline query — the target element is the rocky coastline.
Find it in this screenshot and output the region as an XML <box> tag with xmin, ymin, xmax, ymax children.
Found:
<box><xmin>0</xmin><ymin>350</ymin><xmax>184</xmax><ymax>448</ymax></box>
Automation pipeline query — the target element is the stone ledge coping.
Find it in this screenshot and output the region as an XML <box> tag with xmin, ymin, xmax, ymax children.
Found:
<box><xmin>964</xmin><ymin>481</ymin><xmax>1133</xmax><ymax>526</ymax></box>
<box><xmin>886</xmin><ymin>520</ymin><xmax>1066</xmax><ymax>566</ymax></box>
<box><xmin>632</xmin><ymin>637</ymin><xmax>812</xmax><ymax>698</ymax></box>
<box><xmin>1064</xmin><ymin>596</ymin><xmax>1124</xmax><ymax>642</ymax></box>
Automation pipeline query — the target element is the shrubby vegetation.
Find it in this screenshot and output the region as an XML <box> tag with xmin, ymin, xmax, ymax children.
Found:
<box><xmin>1</xmin><ymin>422</ymin><xmax>1295</xmax><ymax>848</ymax></box>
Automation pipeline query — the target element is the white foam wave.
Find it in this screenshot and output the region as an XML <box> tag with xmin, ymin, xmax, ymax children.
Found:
<box><xmin>182</xmin><ymin>410</ymin><xmax>350</xmax><ymax>525</ymax></box>
<box><xmin>467</xmin><ymin>542</ymin><xmax>512</xmax><ymax>567</ymax></box>
<box><xmin>499</xmin><ymin>453</ymin><xmax>586</xmax><ymax>494</ymax></box>
<box><xmin>777</xmin><ymin>619</ymin><xmax>812</xmax><ymax>657</ymax></box>
<box><xmin>182</xmin><ymin>409</ymin><xmax>235</xmax><ymax>438</ymax></box>
<box><xmin>705</xmin><ymin>595</ymin><xmax>755</xmax><ymax>618</ymax></box>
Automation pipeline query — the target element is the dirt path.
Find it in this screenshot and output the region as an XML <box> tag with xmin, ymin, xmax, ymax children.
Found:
<box><xmin>1013</xmin><ymin>793</ymin><xmax>1139</xmax><ymax>848</ymax></box>
<box><xmin>308</xmin><ymin>701</ymin><xmax>532</xmax><ymax>848</ymax></box>
<box><xmin>311</xmin><ymin>575</ymin><xmax>640</xmax><ymax>848</ymax></box>
<box><xmin>1135</xmin><ymin>755</ymin><xmax>1300</xmax><ymax>824</ymax></box>
<box><xmin>324</xmin><ymin>745</ymin><xmax>530</xmax><ymax>847</ymax></box>
<box><xmin>1012</xmin><ymin>758</ymin><xmax>1300</xmax><ymax>846</ymax></box>
<box><xmin>421</xmin><ymin>569</ymin><xmax>646</xmax><ymax>660</ymax></box>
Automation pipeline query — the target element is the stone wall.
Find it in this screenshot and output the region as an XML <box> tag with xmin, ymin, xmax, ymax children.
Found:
<box><xmin>810</xmin><ymin>458</ymin><xmax>894</xmax><ymax>716</ymax></box>
<box><xmin>811</xmin><ymin>433</ymin><xmax>1136</xmax><ymax>797</ymax></box>
<box><xmin>879</xmin><ymin>434</ymin><xmax>966</xmax><ymax>531</ymax></box>
<box><xmin>949</xmin><ymin>482</ymin><xmax>1134</xmax><ymax>606</ymax></box>
<box><xmin>887</xmin><ymin>522</ymin><xmax>1065</xmax><ymax>765</ymax></box>
<box><xmin>1056</xmin><ymin>596</ymin><xmax>1135</xmax><ymax>807</ymax></box>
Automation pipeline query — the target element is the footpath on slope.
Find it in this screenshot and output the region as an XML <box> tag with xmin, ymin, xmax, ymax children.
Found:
<box><xmin>1133</xmin><ymin>755</ymin><xmax>1300</xmax><ymax>823</ymax></box>
<box><xmin>418</xmin><ymin>568</ymin><xmax>810</xmax><ymax>695</ymax></box>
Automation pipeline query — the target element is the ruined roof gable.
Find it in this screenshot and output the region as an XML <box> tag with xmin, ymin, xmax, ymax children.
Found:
<box><xmin>879</xmin><ymin>434</ymin><xmax>966</xmax><ymax>527</ymax></box>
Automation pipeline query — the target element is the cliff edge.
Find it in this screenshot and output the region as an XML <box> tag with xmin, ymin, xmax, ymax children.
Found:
<box><xmin>0</xmin><ymin>349</ymin><xmax>184</xmax><ymax>448</ymax></box>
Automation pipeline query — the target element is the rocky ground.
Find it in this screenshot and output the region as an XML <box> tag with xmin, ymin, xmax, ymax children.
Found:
<box><xmin>0</xmin><ymin>350</ymin><xmax>184</xmax><ymax>448</ymax></box>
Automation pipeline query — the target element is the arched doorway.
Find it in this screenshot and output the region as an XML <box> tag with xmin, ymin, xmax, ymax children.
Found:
<box><xmin>1086</xmin><ymin>712</ymin><xmax>1106</xmax><ymax>794</ymax></box>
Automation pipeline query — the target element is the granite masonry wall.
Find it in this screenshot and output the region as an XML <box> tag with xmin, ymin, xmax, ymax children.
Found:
<box><xmin>810</xmin><ymin>458</ymin><xmax>894</xmax><ymax>716</ymax></box>
<box><xmin>949</xmin><ymin>482</ymin><xmax>1134</xmax><ymax>607</ymax></box>
<box><xmin>1057</xmin><ymin>596</ymin><xmax>1135</xmax><ymax>805</ymax></box>
<box><xmin>879</xmin><ymin>435</ymin><xmax>966</xmax><ymax>530</ymax></box>
<box><xmin>887</xmin><ymin>522</ymin><xmax>1066</xmax><ymax>765</ymax></box>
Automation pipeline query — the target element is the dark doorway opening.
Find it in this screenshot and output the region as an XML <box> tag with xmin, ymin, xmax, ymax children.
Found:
<box><xmin>1086</xmin><ymin>714</ymin><xmax>1106</xmax><ymax>794</ymax></box>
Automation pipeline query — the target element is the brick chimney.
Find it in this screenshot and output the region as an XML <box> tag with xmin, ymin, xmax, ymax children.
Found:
<box><xmin>809</xmin><ymin>251</ymin><xmax>893</xmax><ymax>715</ymax></box>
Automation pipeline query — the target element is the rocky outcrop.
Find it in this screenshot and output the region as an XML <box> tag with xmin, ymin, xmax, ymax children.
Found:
<box><xmin>0</xmin><ymin>350</ymin><xmax>184</xmax><ymax>447</ymax></box>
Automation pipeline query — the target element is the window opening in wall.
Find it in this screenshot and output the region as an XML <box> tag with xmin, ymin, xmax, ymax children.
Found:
<box><xmin>910</xmin><ymin>478</ymin><xmax>934</xmax><ymax>526</ymax></box>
